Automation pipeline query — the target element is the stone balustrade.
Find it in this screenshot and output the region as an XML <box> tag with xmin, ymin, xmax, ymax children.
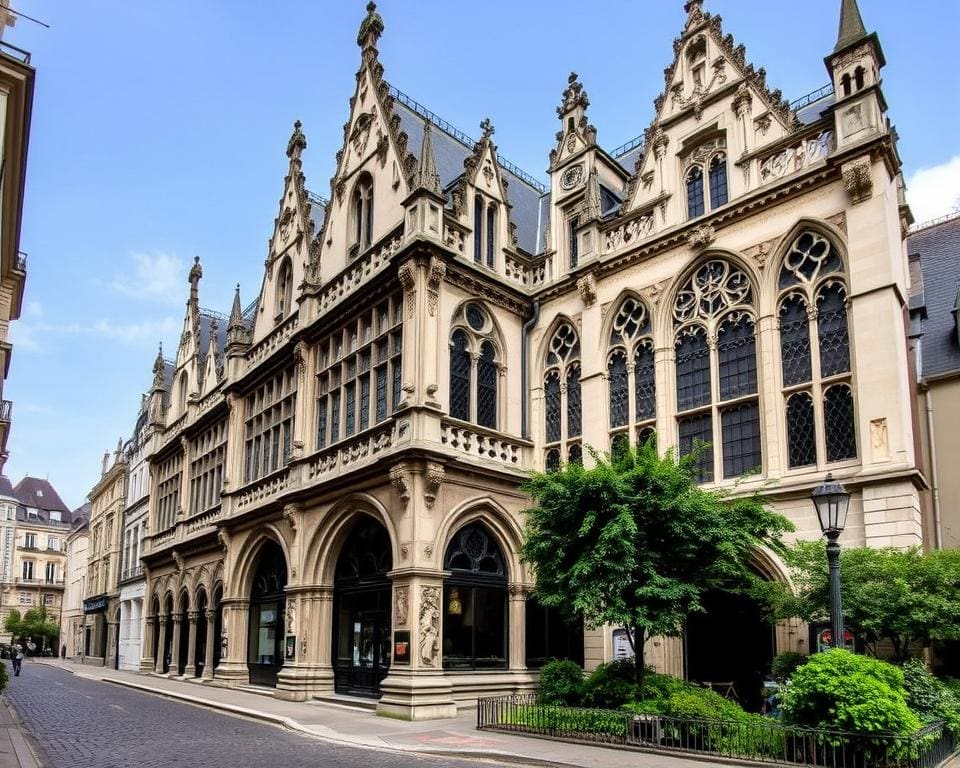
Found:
<box><xmin>304</xmin><ymin>421</ymin><xmax>400</xmax><ymax>482</ymax></box>
<box><xmin>246</xmin><ymin>314</ymin><xmax>298</xmax><ymax>369</ymax></box>
<box><xmin>756</xmin><ymin>129</ymin><xmax>833</xmax><ymax>185</ymax></box>
<box><xmin>318</xmin><ymin>234</ymin><xmax>402</xmax><ymax>315</ymax></box>
<box><xmin>235</xmin><ymin>470</ymin><xmax>289</xmax><ymax>511</ymax></box>
<box><xmin>440</xmin><ymin>419</ymin><xmax>529</xmax><ymax>469</ymax></box>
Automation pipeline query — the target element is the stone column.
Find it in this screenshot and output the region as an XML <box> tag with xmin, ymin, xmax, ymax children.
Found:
<box><xmin>169</xmin><ymin>615</ymin><xmax>183</xmax><ymax>676</ymax></box>
<box><xmin>141</xmin><ymin>612</ymin><xmax>156</xmax><ymax>673</ymax></box>
<box><xmin>212</xmin><ymin>597</ymin><xmax>250</xmax><ymax>685</ymax></box>
<box><xmin>202</xmin><ymin>609</ymin><xmax>216</xmax><ymax>680</ymax></box>
<box><xmin>276</xmin><ymin>586</ymin><xmax>335</xmax><ymax>701</ymax></box>
<box><xmin>184</xmin><ymin>611</ymin><xmax>198</xmax><ymax>677</ymax></box>
<box><xmin>507</xmin><ymin>584</ymin><xmax>530</xmax><ymax>671</ymax></box>
<box><xmin>154</xmin><ymin>614</ymin><xmax>167</xmax><ymax>674</ymax></box>
<box><xmin>106</xmin><ymin>619</ymin><xmax>119</xmax><ymax>669</ymax></box>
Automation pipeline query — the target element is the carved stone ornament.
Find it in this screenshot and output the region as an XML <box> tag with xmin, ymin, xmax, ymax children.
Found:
<box><xmin>560</xmin><ymin>164</ymin><xmax>584</xmax><ymax>191</ymax></box>
<box><xmin>217</xmin><ymin>528</ymin><xmax>230</xmax><ymax>554</ymax></box>
<box><xmin>427</xmin><ymin>256</ymin><xmax>446</xmax><ymax>317</ymax></box>
<box><xmin>398</xmin><ymin>262</ymin><xmax>417</xmax><ymax>318</ymax></box>
<box><xmin>293</xmin><ymin>341</ymin><xmax>307</xmax><ymax>380</ymax></box>
<box><xmin>394</xmin><ymin>585</ymin><xmax>409</xmax><ymax>626</ymax></box>
<box><xmin>576</xmin><ymin>273</ymin><xmax>598</xmax><ymax>307</ymax></box>
<box><xmin>418</xmin><ymin>586</ymin><xmax>441</xmax><ymax>667</ymax></box>
<box><xmin>423</xmin><ymin>462</ymin><xmax>445</xmax><ymax>509</ymax></box>
<box><xmin>641</xmin><ymin>280</ymin><xmax>667</xmax><ymax>307</ymax></box>
<box><xmin>286</xmin><ymin>603</ymin><xmax>296</xmax><ymax>634</ymax></box>
<box><xmin>842</xmin><ymin>157</ymin><xmax>873</xmax><ymax>205</ymax></box>
<box><xmin>686</xmin><ymin>223</ymin><xmax>717</xmax><ymax>250</ymax></box>
<box><xmin>172</xmin><ymin>550</ymin><xmax>185</xmax><ymax>573</ymax></box>
<box><xmin>282</xmin><ymin>503</ymin><xmax>300</xmax><ymax>532</ymax></box>
<box><xmin>389</xmin><ymin>463</ymin><xmax>410</xmax><ymax>503</ymax></box>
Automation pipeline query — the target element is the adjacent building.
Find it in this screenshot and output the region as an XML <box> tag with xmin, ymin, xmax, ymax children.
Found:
<box><xmin>62</xmin><ymin>506</ymin><xmax>89</xmax><ymax>658</ymax></box>
<box><xmin>130</xmin><ymin>0</ymin><xmax>923</xmax><ymax>719</ymax></box>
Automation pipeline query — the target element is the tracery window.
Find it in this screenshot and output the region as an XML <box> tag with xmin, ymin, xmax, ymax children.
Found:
<box><xmin>473</xmin><ymin>195</ymin><xmax>498</xmax><ymax>269</ymax></box>
<box><xmin>685</xmin><ymin>138</ymin><xmax>728</xmax><ymax>220</ymax></box>
<box><xmin>606</xmin><ymin>296</ymin><xmax>656</xmax><ymax>451</ymax></box>
<box><xmin>189</xmin><ymin>419</ymin><xmax>226</xmax><ymax>516</ymax></box>
<box><xmin>448</xmin><ymin>303</ymin><xmax>503</xmax><ymax>429</ymax></box>
<box><xmin>777</xmin><ymin>231</ymin><xmax>856</xmax><ymax>468</ymax></box>
<box><xmin>155</xmin><ymin>451</ymin><xmax>183</xmax><ymax>533</ymax></box>
<box><xmin>543</xmin><ymin>321</ymin><xmax>581</xmax><ymax>468</ymax></box>
<box><xmin>351</xmin><ymin>173</ymin><xmax>374</xmax><ymax>255</ymax></box>
<box><xmin>673</xmin><ymin>260</ymin><xmax>760</xmax><ymax>482</ymax></box>
<box><xmin>442</xmin><ymin>524</ymin><xmax>507</xmax><ymax>670</ymax></box>
<box><xmin>275</xmin><ymin>258</ymin><xmax>293</xmax><ymax>320</ymax></box>
<box><xmin>244</xmin><ymin>367</ymin><xmax>296</xmax><ymax>483</ymax></box>
<box><xmin>316</xmin><ymin>294</ymin><xmax>403</xmax><ymax>450</ymax></box>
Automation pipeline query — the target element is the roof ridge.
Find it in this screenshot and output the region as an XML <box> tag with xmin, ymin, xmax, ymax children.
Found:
<box><xmin>908</xmin><ymin>210</ymin><xmax>960</xmax><ymax>235</ymax></box>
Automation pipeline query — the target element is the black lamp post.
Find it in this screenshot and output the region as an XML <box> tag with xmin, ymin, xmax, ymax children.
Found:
<box><xmin>811</xmin><ymin>473</ymin><xmax>851</xmax><ymax>649</ymax></box>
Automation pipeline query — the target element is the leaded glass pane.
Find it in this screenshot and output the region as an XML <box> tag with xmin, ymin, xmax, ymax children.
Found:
<box><xmin>567</xmin><ymin>442</ymin><xmax>582</xmax><ymax>466</ymax></box>
<box><xmin>316</xmin><ymin>396</ymin><xmax>327</xmax><ymax>449</ymax></box>
<box><xmin>679</xmin><ymin>413</ymin><xmax>713</xmax><ymax>483</ymax></box>
<box><xmin>824</xmin><ymin>384</ymin><xmax>857</xmax><ymax>462</ymax></box>
<box><xmin>709</xmin><ymin>155</ymin><xmax>728</xmax><ymax>208</ymax></box>
<box><xmin>450</xmin><ymin>331</ymin><xmax>471</xmax><ymax>421</ymax></box>
<box><xmin>676</xmin><ymin>326</ymin><xmax>711</xmax><ymax>411</ymax></box>
<box><xmin>547</xmin><ymin>323</ymin><xmax>579</xmax><ymax>366</ymax></box>
<box><xmin>634</xmin><ymin>341</ymin><xmax>656</xmax><ymax>421</ymax></box>
<box><xmin>486</xmin><ymin>205</ymin><xmax>496</xmax><ymax>268</ymax></box>
<box><xmin>330</xmin><ymin>391</ymin><xmax>340</xmax><ymax>442</ymax></box>
<box><xmin>779</xmin><ymin>295</ymin><xmax>812</xmax><ymax>386</ymax></box>
<box><xmin>359</xmin><ymin>376</ymin><xmax>370</xmax><ymax>431</ymax></box>
<box><xmin>817</xmin><ymin>283</ymin><xmax>850</xmax><ymax>377</ymax></box>
<box><xmin>544</xmin><ymin>372</ymin><xmax>561</xmax><ymax>443</ymax></box>
<box><xmin>567</xmin><ymin>364</ymin><xmax>582</xmax><ymax>439</ymax></box>
<box><xmin>786</xmin><ymin>392</ymin><xmax>816</xmax><ymax>468</ymax></box>
<box><xmin>609</xmin><ymin>298</ymin><xmax>649</xmax><ymax>345</ymax></box>
<box><xmin>721</xmin><ymin>401</ymin><xmax>762</xmax><ymax>478</ymax></box>
<box><xmin>466</xmin><ymin>304</ymin><xmax>486</xmax><ymax>331</ymax></box>
<box><xmin>717</xmin><ymin>314</ymin><xmax>757</xmax><ymax>400</ymax></box>
<box><xmin>569</xmin><ymin>216</ymin><xmax>580</xmax><ymax>269</ymax></box>
<box><xmin>375</xmin><ymin>365</ymin><xmax>388</xmax><ymax>422</ymax></box>
<box><xmin>608</xmin><ymin>351</ymin><xmax>628</xmax><ymax>429</ymax></box>
<box><xmin>473</xmin><ymin>195</ymin><xmax>483</xmax><ymax>264</ymax></box>
<box><xmin>545</xmin><ymin>449</ymin><xmax>561</xmax><ymax>473</ymax></box>
<box><xmin>477</xmin><ymin>342</ymin><xmax>497</xmax><ymax>429</ymax></box>
<box><xmin>779</xmin><ymin>231</ymin><xmax>843</xmax><ymax>289</ymax></box>
<box><xmin>344</xmin><ymin>381</ymin><xmax>355</xmax><ymax>437</ymax></box>
<box><xmin>392</xmin><ymin>357</ymin><xmax>402</xmax><ymax>413</ymax></box>
<box><xmin>687</xmin><ymin>166</ymin><xmax>705</xmax><ymax>218</ymax></box>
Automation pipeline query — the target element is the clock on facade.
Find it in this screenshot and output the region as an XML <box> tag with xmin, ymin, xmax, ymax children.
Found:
<box><xmin>560</xmin><ymin>164</ymin><xmax>584</xmax><ymax>190</ymax></box>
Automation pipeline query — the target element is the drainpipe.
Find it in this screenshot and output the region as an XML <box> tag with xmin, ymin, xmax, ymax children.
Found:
<box><xmin>521</xmin><ymin>299</ymin><xmax>541</xmax><ymax>440</ymax></box>
<box><xmin>923</xmin><ymin>384</ymin><xmax>943</xmax><ymax>549</ymax></box>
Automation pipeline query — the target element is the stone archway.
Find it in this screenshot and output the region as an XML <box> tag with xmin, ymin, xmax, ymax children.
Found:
<box><xmin>247</xmin><ymin>540</ymin><xmax>288</xmax><ymax>687</ymax></box>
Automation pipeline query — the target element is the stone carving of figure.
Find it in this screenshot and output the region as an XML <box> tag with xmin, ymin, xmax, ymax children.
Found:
<box><xmin>286</xmin><ymin>604</ymin><xmax>296</xmax><ymax>634</ymax></box>
<box><xmin>418</xmin><ymin>587</ymin><xmax>440</xmax><ymax>667</ymax></box>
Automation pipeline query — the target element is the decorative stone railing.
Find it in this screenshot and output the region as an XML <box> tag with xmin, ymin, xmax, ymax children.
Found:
<box><xmin>246</xmin><ymin>313</ymin><xmax>298</xmax><ymax>370</ymax></box>
<box><xmin>196</xmin><ymin>389</ymin><xmax>223</xmax><ymax>416</ymax></box>
<box><xmin>756</xmin><ymin>129</ymin><xmax>833</xmax><ymax>185</ymax></box>
<box><xmin>235</xmin><ymin>469</ymin><xmax>289</xmax><ymax>511</ymax></box>
<box><xmin>604</xmin><ymin>211</ymin><xmax>656</xmax><ymax>253</ymax></box>
<box><xmin>440</xmin><ymin>420</ymin><xmax>529</xmax><ymax>469</ymax></box>
<box><xmin>304</xmin><ymin>421</ymin><xmax>401</xmax><ymax>482</ymax></box>
<box><xmin>151</xmin><ymin>529</ymin><xmax>175</xmax><ymax>549</ymax></box>
<box><xmin>443</xmin><ymin>226</ymin><xmax>465</xmax><ymax>256</ymax></box>
<box><xmin>186</xmin><ymin>506</ymin><xmax>225</xmax><ymax>533</ymax></box>
<box><xmin>504</xmin><ymin>256</ymin><xmax>530</xmax><ymax>287</ymax></box>
<box><xmin>318</xmin><ymin>234</ymin><xmax>402</xmax><ymax>315</ymax></box>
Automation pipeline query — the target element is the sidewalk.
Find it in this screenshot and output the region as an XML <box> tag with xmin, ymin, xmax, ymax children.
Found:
<box><xmin>35</xmin><ymin>658</ymin><xmax>729</xmax><ymax>768</ymax></box>
<box><xmin>0</xmin><ymin>696</ymin><xmax>38</xmax><ymax>768</ymax></box>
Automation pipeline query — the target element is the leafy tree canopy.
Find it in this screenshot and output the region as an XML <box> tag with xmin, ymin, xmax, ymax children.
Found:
<box><xmin>767</xmin><ymin>542</ymin><xmax>960</xmax><ymax>662</ymax></box>
<box><xmin>521</xmin><ymin>441</ymin><xmax>792</xmax><ymax>685</ymax></box>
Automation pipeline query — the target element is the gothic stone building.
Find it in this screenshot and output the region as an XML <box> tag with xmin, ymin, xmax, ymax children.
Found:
<box><xmin>139</xmin><ymin>0</ymin><xmax>921</xmax><ymax>718</ymax></box>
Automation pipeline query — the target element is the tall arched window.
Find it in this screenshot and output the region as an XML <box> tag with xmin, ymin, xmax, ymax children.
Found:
<box><xmin>351</xmin><ymin>173</ymin><xmax>374</xmax><ymax>255</ymax></box>
<box><xmin>777</xmin><ymin>230</ymin><xmax>856</xmax><ymax>468</ymax></box>
<box><xmin>607</xmin><ymin>296</ymin><xmax>656</xmax><ymax>450</ymax></box>
<box><xmin>448</xmin><ymin>303</ymin><xmax>502</xmax><ymax>428</ymax></box>
<box><xmin>686</xmin><ymin>166</ymin><xmax>705</xmax><ymax>219</ymax></box>
<box><xmin>486</xmin><ymin>204</ymin><xmax>496</xmax><ymax>269</ymax></box>
<box><xmin>685</xmin><ymin>137</ymin><xmax>728</xmax><ymax>220</ymax></box>
<box><xmin>177</xmin><ymin>372</ymin><xmax>188</xmax><ymax>416</ymax></box>
<box><xmin>275</xmin><ymin>258</ymin><xmax>293</xmax><ymax>320</ymax></box>
<box><xmin>673</xmin><ymin>260</ymin><xmax>759</xmax><ymax>483</ymax></box>
<box><xmin>442</xmin><ymin>523</ymin><xmax>507</xmax><ymax>670</ymax></box>
<box><xmin>709</xmin><ymin>154</ymin><xmax>728</xmax><ymax>209</ymax></box>
<box><xmin>473</xmin><ymin>195</ymin><xmax>483</xmax><ymax>264</ymax></box>
<box><xmin>543</xmin><ymin>321</ymin><xmax>581</xmax><ymax>467</ymax></box>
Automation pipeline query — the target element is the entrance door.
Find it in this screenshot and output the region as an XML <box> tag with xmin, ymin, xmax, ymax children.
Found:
<box><xmin>334</xmin><ymin>591</ymin><xmax>391</xmax><ymax>696</ymax></box>
<box><xmin>247</xmin><ymin>541</ymin><xmax>288</xmax><ymax>688</ymax></box>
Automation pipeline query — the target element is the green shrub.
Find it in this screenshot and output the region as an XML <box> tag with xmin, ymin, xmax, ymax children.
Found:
<box><xmin>582</xmin><ymin>660</ymin><xmax>639</xmax><ymax>709</ymax></box>
<box><xmin>780</xmin><ymin>649</ymin><xmax>921</xmax><ymax>736</ymax></box>
<box><xmin>663</xmin><ymin>687</ymin><xmax>750</xmax><ymax>722</ymax></box>
<box><xmin>502</xmin><ymin>704</ymin><xmax>627</xmax><ymax>737</ymax></box>
<box><xmin>0</xmin><ymin>659</ymin><xmax>7</xmax><ymax>691</ymax></box>
<box><xmin>538</xmin><ymin>660</ymin><xmax>584</xmax><ymax>706</ymax></box>
<box><xmin>771</xmin><ymin>651</ymin><xmax>808</xmax><ymax>684</ymax></box>
<box><xmin>901</xmin><ymin>660</ymin><xmax>960</xmax><ymax>731</ymax></box>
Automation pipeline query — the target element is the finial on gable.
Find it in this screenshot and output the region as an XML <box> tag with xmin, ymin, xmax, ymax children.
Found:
<box><xmin>683</xmin><ymin>0</ymin><xmax>705</xmax><ymax>31</ymax></box>
<box><xmin>188</xmin><ymin>256</ymin><xmax>202</xmax><ymax>293</ymax></box>
<box><xmin>152</xmin><ymin>342</ymin><xmax>165</xmax><ymax>387</ymax></box>
<box><xmin>287</xmin><ymin>119</ymin><xmax>307</xmax><ymax>160</ymax></box>
<box><xmin>479</xmin><ymin>118</ymin><xmax>495</xmax><ymax>141</ymax></box>
<box><xmin>357</xmin><ymin>1</ymin><xmax>384</xmax><ymax>63</ymax></box>
<box><xmin>410</xmin><ymin>123</ymin><xmax>442</xmax><ymax>197</ymax></box>
<box><xmin>557</xmin><ymin>71</ymin><xmax>590</xmax><ymax>118</ymax></box>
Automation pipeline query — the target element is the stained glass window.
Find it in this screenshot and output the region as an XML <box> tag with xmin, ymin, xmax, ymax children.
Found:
<box><xmin>709</xmin><ymin>155</ymin><xmax>728</xmax><ymax>209</ymax></box>
<box><xmin>786</xmin><ymin>392</ymin><xmax>816</xmax><ymax>468</ymax></box>
<box><xmin>450</xmin><ymin>330</ymin><xmax>471</xmax><ymax>421</ymax></box>
<box><xmin>486</xmin><ymin>205</ymin><xmax>496</xmax><ymax>268</ymax></box>
<box><xmin>545</xmin><ymin>449</ymin><xmax>561</xmax><ymax>473</ymax></box>
<box><xmin>375</xmin><ymin>365</ymin><xmax>388</xmax><ymax>423</ymax></box>
<box><xmin>473</xmin><ymin>195</ymin><xmax>483</xmax><ymax>264</ymax></box>
<box><xmin>316</xmin><ymin>396</ymin><xmax>328</xmax><ymax>450</ymax></box>
<box><xmin>567</xmin><ymin>443</ymin><xmax>582</xmax><ymax>466</ymax></box>
<box><xmin>687</xmin><ymin>166</ymin><xmax>705</xmax><ymax>218</ymax></box>
<box><xmin>679</xmin><ymin>413</ymin><xmax>714</xmax><ymax>483</ymax></box>
<box><xmin>566</xmin><ymin>364</ymin><xmax>582</xmax><ymax>439</ymax></box>
<box><xmin>779</xmin><ymin>295</ymin><xmax>812</xmax><ymax>386</ymax></box>
<box><xmin>720</xmin><ymin>401</ymin><xmax>761</xmax><ymax>478</ymax></box>
<box><xmin>676</xmin><ymin>326</ymin><xmax>711</xmax><ymax>411</ymax></box>
<box><xmin>824</xmin><ymin>384</ymin><xmax>857</xmax><ymax>462</ymax></box>
<box><xmin>477</xmin><ymin>341</ymin><xmax>497</xmax><ymax>429</ymax></box>
<box><xmin>634</xmin><ymin>341</ymin><xmax>656</xmax><ymax>421</ymax></box>
<box><xmin>817</xmin><ymin>283</ymin><xmax>850</xmax><ymax>377</ymax></box>
<box><xmin>608</xmin><ymin>351</ymin><xmax>628</xmax><ymax>429</ymax></box>
<box><xmin>717</xmin><ymin>314</ymin><xmax>757</xmax><ymax>400</ymax></box>
<box><xmin>358</xmin><ymin>376</ymin><xmax>370</xmax><ymax>431</ymax></box>
<box><xmin>544</xmin><ymin>372</ymin><xmax>561</xmax><ymax>443</ymax></box>
<box><xmin>569</xmin><ymin>216</ymin><xmax>580</xmax><ymax>269</ymax></box>
<box><xmin>344</xmin><ymin>381</ymin><xmax>355</xmax><ymax>437</ymax></box>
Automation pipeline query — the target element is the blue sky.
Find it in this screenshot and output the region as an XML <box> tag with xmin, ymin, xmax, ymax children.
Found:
<box><xmin>5</xmin><ymin>0</ymin><xmax>959</xmax><ymax>509</ymax></box>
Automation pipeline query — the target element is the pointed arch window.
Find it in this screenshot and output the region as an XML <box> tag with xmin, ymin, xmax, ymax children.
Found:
<box><xmin>473</xmin><ymin>195</ymin><xmax>483</xmax><ymax>264</ymax></box>
<box><xmin>275</xmin><ymin>258</ymin><xmax>293</xmax><ymax>321</ymax></box>
<box><xmin>777</xmin><ymin>231</ymin><xmax>856</xmax><ymax>469</ymax></box>
<box><xmin>686</xmin><ymin>167</ymin><xmax>705</xmax><ymax>219</ymax></box>
<box><xmin>543</xmin><ymin>322</ymin><xmax>581</xmax><ymax>469</ymax></box>
<box><xmin>685</xmin><ymin>138</ymin><xmax>728</xmax><ymax>220</ymax></box>
<box><xmin>473</xmin><ymin>195</ymin><xmax>499</xmax><ymax>270</ymax></box>
<box><xmin>448</xmin><ymin>303</ymin><xmax>503</xmax><ymax>429</ymax></box>
<box><xmin>708</xmin><ymin>154</ymin><xmax>728</xmax><ymax>209</ymax></box>
<box><xmin>351</xmin><ymin>173</ymin><xmax>374</xmax><ymax>255</ymax></box>
<box><xmin>673</xmin><ymin>260</ymin><xmax>760</xmax><ymax>482</ymax></box>
<box><xmin>606</xmin><ymin>296</ymin><xmax>656</xmax><ymax>450</ymax></box>
<box><xmin>486</xmin><ymin>204</ymin><xmax>496</xmax><ymax>269</ymax></box>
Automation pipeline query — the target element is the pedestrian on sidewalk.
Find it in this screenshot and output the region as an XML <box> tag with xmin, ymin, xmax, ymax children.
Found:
<box><xmin>12</xmin><ymin>644</ymin><xmax>22</xmax><ymax>676</ymax></box>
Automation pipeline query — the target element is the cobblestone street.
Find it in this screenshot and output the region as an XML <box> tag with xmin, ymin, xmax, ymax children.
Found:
<box><xmin>2</xmin><ymin>663</ymin><xmax>509</xmax><ymax>768</ymax></box>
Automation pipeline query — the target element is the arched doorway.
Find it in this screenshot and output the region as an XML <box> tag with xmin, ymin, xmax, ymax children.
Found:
<box><xmin>151</xmin><ymin>597</ymin><xmax>160</xmax><ymax>667</ymax></box>
<box><xmin>684</xmin><ymin>585</ymin><xmax>774</xmax><ymax>712</ymax></box>
<box><xmin>162</xmin><ymin>595</ymin><xmax>174</xmax><ymax>673</ymax></box>
<box><xmin>212</xmin><ymin>584</ymin><xmax>223</xmax><ymax>671</ymax></box>
<box><xmin>247</xmin><ymin>540</ymin><xmax>287</xmax><ymax>687</ymax></box>
<box><xmin>195</xmin><ymin>590</ymin><xmax>208</xmax><ymax>679</ymax></box>
<box><xmin>442</xmin><ymin>523</ymin><xmax>508</xmax><ymax>670</ymax></box>
<box><xmin>333</xmin><ymin>517</ymin><xmax>392</xmax><ymax>696</ymax></box>
<box><xmin>177</xmin><ymin>593</ymin><xmax>190</xmax><ymax>676</ymax></box>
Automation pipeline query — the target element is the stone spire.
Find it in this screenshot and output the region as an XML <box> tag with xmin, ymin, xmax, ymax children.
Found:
<box><xmin>226</xmin><ymin>284</ymin><xmax>250</xmax><ymax>355</ymax></box>
<box><xmin>286</xmin><ymin>119</ymin><xmax>306</xmax><ymax>162</ymax></box>
<box><xmin>357</xmin><ymin>1</ymin><xmax>384</xmax><ymax>65</ymax></box>
<box><xmin>152</xmin><ymin>343</ymin><xmax>165</xmax><ymax>390</ymax></box>
<box><xmin>411</xmin><ymin>123</ymin><xmax>442</xmax><ymax>197</ymax></box>
<box><xmin>835</xmin><ymin>0</ymin><xmax>868</xmax><ymax>52</ymax></box>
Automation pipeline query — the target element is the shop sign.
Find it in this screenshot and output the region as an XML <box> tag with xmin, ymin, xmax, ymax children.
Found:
<box><xmin>83</xmin><ymin>596</ymin><xmax>108</xmax><ymax>614</ymax></box>
<box><xmin>393</xmin><ymin>631</ymin><xmax>410</xmax><ymax>664</ymax></box>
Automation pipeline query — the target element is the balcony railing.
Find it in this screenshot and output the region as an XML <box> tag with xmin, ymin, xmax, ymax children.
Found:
<box><xmin>14</xmin><ymin>252</ymin><xmax>26</xmax><ymax>272</ymax></box>
<box><xmin>0</xmin><ymin>42</ymin><xmax>31</xmax><ymax>64</ymax></box>
<box><xmin>0</xmin><ymin>400</ymin><xmax>12</xmax><ymax>422</ymax></box>
<box><xmin>15</xmin><ymin>577</ymin><xmax>64</xmax><ymax>586</ymax></box>
<box><xmin>120</xmin><ymin>566</ymin><xmax>143</xmax><ymax>581</ymax></box>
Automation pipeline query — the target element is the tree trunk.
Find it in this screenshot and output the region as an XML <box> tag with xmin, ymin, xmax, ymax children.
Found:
<box><xmin>634</xmin><ymin>627</ymin><xmax>647</xmax><ymax>692</ymax></box>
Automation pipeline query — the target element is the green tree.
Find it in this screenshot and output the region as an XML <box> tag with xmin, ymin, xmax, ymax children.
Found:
<box><xmin>20</xmin><ymin>606</ymin><xmax>60</xmax><ymax>650</ymax></box>
<box><xmin>768</xmin><ymin>543</ymin><xmax>960</xmax><ymax>662</ymax></box>
<box><xmin>4</xmin><ymin>609</ymin><xmax>22</xmax><ymax>639</ymax></box>
<box><xmin>521</xmin><ymin>441</ymin><xmax>792</xmax><ymax>689</ymax></box>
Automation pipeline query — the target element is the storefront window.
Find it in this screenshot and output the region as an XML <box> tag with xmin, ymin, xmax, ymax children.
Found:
<box><xmin>525</xmin><ymin>598</ymin><xmax>584</xmax><ymax>669</ymax></box>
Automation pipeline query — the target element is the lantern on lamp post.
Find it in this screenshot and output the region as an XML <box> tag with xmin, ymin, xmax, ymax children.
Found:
<box><xmin>810</xmin><ymin>473</ymin><xmax>851</xmax><ymax>649</ymax></box>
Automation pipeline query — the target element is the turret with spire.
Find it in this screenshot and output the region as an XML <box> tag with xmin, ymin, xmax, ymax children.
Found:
<box><xmin>402</xmin><ymin>122</ymin><xmax>445</xmax><ymax>243</ymax></box>
<box><xmin>148</xmin><ymin>343</ymin><xmax>168</xmax><ymax>427</ymax></box>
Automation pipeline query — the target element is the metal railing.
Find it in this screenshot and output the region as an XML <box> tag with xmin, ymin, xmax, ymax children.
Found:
<box><xmin>477</xmin><ymin>695</ymin><xmax>957</xmax><ymax>768</ymax></box>
<box><xmin>14</xmin><ymin>252</ymin><xmax>26</xmax><ymax>272</ymax></box>
<box><xmin>909</xmin><ymin>210</ymin><xmax>960</xmax><ymax>234</ymax></box>
<box><xmin>611</xmin><ymin>134</ymin><xmax>645</xmax><ymax>159</ymax></box>
<box><xmin>0</xmin><ymin>41</ymin><xmax>31</xmax><ymax>64</ymax></box>
<box><xmin>790</xmin><ymin>83</ymin><xmax>835</xmax><ymax>111</ymax></box>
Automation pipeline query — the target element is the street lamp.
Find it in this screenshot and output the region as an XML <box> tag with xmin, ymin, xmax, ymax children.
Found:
<box><xmin>811</xmin><ymin>473</ymin><xmax>850</xmax><ymax>650</ymax></box>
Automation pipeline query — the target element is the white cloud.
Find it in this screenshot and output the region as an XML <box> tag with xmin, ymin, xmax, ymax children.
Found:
<box><xmin>110</xmin><ymin>251</ymin><xmax>185</xmax><ymax>302</ymax></box>
<box><xmin>24</xmin><ymin>301</ymin><xmax>43</xmax><ymax>318</ymax></box>
<box><xmin>906</xmin><ymin>156</ymin><xmax>960</xmax><ymax>225</ymax></box>
<box><xmin>9</xmin><ymin>316</ymin><xmax>179</xmax><ymax>352</ymax></box>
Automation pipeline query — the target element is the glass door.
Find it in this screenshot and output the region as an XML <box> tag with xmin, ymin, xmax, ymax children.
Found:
<box><xmin>248</xmin><ymin>601</ymin><xmax>283</xmax><ymax>686</ymax></box>
<box><xmin>334</xmin><ymin>593</ymin><xmax>391</xmax><ymax>696</ymax></box>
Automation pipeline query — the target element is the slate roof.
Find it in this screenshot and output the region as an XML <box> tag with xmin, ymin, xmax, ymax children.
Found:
<box><xmin>13</xmin><ymin>477</ymin><xmax>70</xmax><ymax>514</ymax></box>
<box><xmin>0</xmin><ymin>476</ymin><xmax>14</xmax><ymax>499</ymax></box>
<box><xmin>393</xmin><ymin>96</ymin><xmax>546</xmax><ymax>256</ymax></box>
<box><xmin>907</xmin><ymin>213</ymin><xmax>960</xmax><ymax>378</ymax></box>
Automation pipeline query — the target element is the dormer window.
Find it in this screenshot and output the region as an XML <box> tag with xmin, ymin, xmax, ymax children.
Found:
<box><xmin>685</xmin><ymin>145</ymin><xmax>728</xmax><ymax>220</ymax></box>
<box><xmin>275</xmin><ymin>258</ymin><xmax>293</xmax><ymax>320</ymax></box>
<box><xmin>351</xmin><ymin>172</ymin><xmax>374</xmax><ymax>255</ymax></box>
<box><xmin>473</xmin><ymin>194</ymin><xmax>498</xmax><ymax>270</ymax></box>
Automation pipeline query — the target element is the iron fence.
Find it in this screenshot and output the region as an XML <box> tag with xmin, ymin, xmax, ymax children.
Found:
<box><xmin>477</xmin><ymin>695</ymin><xmax>957</xmax><ymax>768</ymax></box>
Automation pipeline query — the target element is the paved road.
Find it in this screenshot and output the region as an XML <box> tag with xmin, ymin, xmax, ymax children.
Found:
<box><xmin>3</xmin><ymin>662</ymin><xmax>510</xmax><ymax>768</ymax></box>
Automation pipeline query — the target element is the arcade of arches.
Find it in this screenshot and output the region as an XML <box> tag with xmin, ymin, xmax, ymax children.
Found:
<box><xmin>142</xmin><ymin>502</ymin><xmax>798</xmax><ymax>717</ymax></box>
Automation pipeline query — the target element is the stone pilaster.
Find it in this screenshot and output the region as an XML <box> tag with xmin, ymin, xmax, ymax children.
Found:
<box><xmin>212</xmin><ymin>597</ymin><xmax>250</xmax><ymax>685</ymax></box>
<box><xmin>140</xmin><ymin>614</ymin><xmax>156</xmax><ymax>673</ymax></box>
<box><xmin>507</xmin><ymin>584</ymin><xmax>530</xmax><ymax>671</ymax></box>
<box><xmin>154</xmin><ymin>614</ymin><xmax>167</xmax><ymax>674</ymax></box>
<box><xmin>275</xmin><ymin>586</ymin><xmax>335</xmax><ymax>701</ymax></box>
<box><xmin>184</xmin><ymin>611</ymin><xmax>198</xmax><ymax>677</ymax></box>
<box><xmin>169</xmin><ymin>615</ymin><xmax>183</xmax><ymax>676</ymax></box>
<box><xmin>202</xmin><ymin>609</ymin><xmax>216</xmax><ymax>680</ymax></box>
